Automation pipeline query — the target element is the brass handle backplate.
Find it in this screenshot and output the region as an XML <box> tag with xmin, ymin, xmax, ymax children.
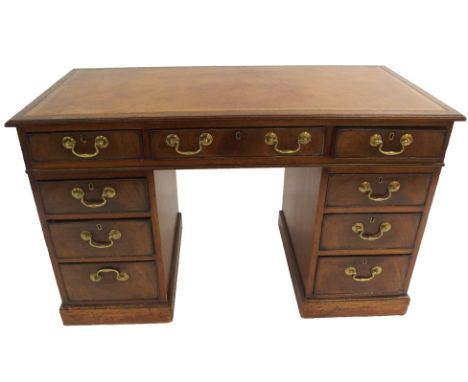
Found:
<box><xmin>264</xmin><ymin>131</ymin><xmax>312</xmax><ymax>154</ymax></box>
<box><xmin>71</xmin><ymin>187</ymin><xmax>116</xmax><ymax>208</ymax></box>
<box><xmin>344</xmin><ymin>266</ymin><xmax>382</xmax><ymax>282</ymax></box>
<box><xmin>90</xmin><ymin>268</ymin><xmax>129</xmax><ymax>282</ymax></box>
<box><xmin>62</xmin><ymin>135</ymin><xmax>109</xmax><ymax>158</ymax></box>
<box><xmin>352</xmin><ymin>222</ymin><xmax>392</xmax><ymax>241</ymax></box>
<box><xmin>80</xmin><ymin>229</ymin><xmax>122</xmax><ymax>249</ymax></box>
<box><xmin>165</xmin><ymin>133</ymin><xmax>213</xmax><ymax>155</ymax></box>
<box><xmin>359</xmin><ymin>181</ymin><xmax>400</xmax><ymax>202</ymax></box>
<box><xmin>369</xmin><ymin>133</ymin><xmax>413</xmax><ymax>156</ymax></box>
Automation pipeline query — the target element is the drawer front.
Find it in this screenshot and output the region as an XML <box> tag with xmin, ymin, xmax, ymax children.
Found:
<box><xmin>313</xmin><ymin>255</ymin><xmax>410</xmax><ymax>297</ymax></box>
<box><xmin>334</xmin><ymin>128</ymin><xmax>447</xmax><ymax>159</ymax></box>
<box><xmin>150</xmin><ymin>128</ymin><xmax>324</xmax><ymax>159</ymax></box>
<box><xmin>38</xmin><ymin>178</ymin><xmax>149</xmax><ymax>215</ymax></box>
<box><xmin>27</xmin><ymin>130</ymin><xmax>143</xmax><ymax>162</ymax></box>
<box><xmin>49</xmin><ymin>219</ymin><xmax>154</xmax><ymax>259</ymax></box>
<box><xmin>60</xmin><ymin>261</ymin><xmax>159</xmax><ymax>302</ymax></box>
<box><xmin>320</xmin><ymin>213</ymin><xmax>421</xmax><ymax>250</ymax></box>
<box><xmin>326</xmin><ymin>173</ymin><xmax>432</xmax><ymax>207</ymax></box>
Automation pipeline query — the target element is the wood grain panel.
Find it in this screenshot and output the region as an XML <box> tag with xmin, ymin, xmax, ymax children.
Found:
<box><xmin>39</xmin><ymin>178</ymin><xmax>149</xmax><ymax>214</ymax></box>
<box><xmin>326</xmin><ymin>173</ymin><xmax>432</xmax><ymax>207</ymax></box>
<box><xmin>282</xmin><ymin>167</ymin><xmax>324</xmax><ymax>286</ymax></box>
<box><xmin>27</xmin><ymin>130</ymin><xmax>142</xmax><ymax>162</ymax></box>
<box><xmin>320</xmin><ymin>213</ymin><xmax>421</xmax><ymax>250</ymax></box>
<box><xmin>49</xmin><ymin>219</ymin><xmax>154</xmax><ymax>258</ymax></box>
<box><xmin>60</xmin><ymin>261</ymin><xmax>159</xmax><ymax>302</ymax></box>
<box><xmin>334</xmin><ymin>128</ymin><xmax>447</xmax><ymax>159</ymax></box>
<box><xmin>314</xmin><ymin>255</ymin><xmax>411</xmax><ymax>297</ymax></box>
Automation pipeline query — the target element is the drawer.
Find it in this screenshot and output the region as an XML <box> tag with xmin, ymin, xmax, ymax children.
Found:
<box><xmin>320</xmin><ymin>213</ymin><xmax>421</xmax><ymax>250</ymax></box>
<box><xmin>313</xmin><ymin>255</ymin><xmax>410</xmax><ymax>297</ymax></box>
<box><xmin>49</xmin><ymin>219</ymin><xmax>154</xmax><ymax>259</ymax></box>
<box><xmin>38</xmin><ymin>178</ymin><xmax>149</xmax><ymax>215</ymax></box>
<box><xmin>326</xmin><ymin>173</ymin><xmax>432</xmax><ymax>207</ymax></box>
<box><xmin>150</xmin><ymin>127</ymin><xmax>324</xmax><ymax>159</ymax></box>
<box><xmin>60</xmin><ymin>261</ymin><xmax>159</xmax><ymax>302</ymax></box>
<box><xmin>334</xmin><ymin>128</ymin><xmax>447</xmax><ymax>159</ymax></box>
<box><xmin>27</xmin><ymin>130</ymin><xmax>143</xmax><ymax>162</ymax></box>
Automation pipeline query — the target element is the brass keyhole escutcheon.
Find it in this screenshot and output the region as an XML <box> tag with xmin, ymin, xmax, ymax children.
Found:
<box><xmin>388</xmin><ymin>132</ymin><xmax>395</xmax><ymax>141</ymax></box>
<box><xmin>88</xmin><ymin>183</ymin><xmax>94</xmax><ymax>191</ymax></box>
<box><xmin>80</xmin><ymin>135</ymin><xmax>88</xmax><ymax>144</ymax></box>
<box><xmin>369</xmin><ymin>216</ymin><xmax>375</xmax><ymax>223</ymax></box>
<box><xmin>235</xmin><ymin>131</ymin><xmax>242</xmax><ymax>140</ymax></box>
<box><xmin>96</xmin><ymin>224</ymin><xmax>103</xmax><ymax>231</ymax></box>
<box><xmin>378</xmin><ymin>176</ymin><xmax>383</xmax><ymax>184</ymax></box>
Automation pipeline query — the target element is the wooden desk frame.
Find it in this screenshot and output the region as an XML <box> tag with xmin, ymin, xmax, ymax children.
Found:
<box><xmin>6</xmin><ymin>66</ymin><xmax>465</xmax><ymax>325</ymax></box>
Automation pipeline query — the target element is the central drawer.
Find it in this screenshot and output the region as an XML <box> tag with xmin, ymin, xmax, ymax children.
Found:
<box><xmin>49</xmin><ymin>219</ymin><xmax>154</xmax><ymax>258</ymax></box>
<box><xmin>320</xmin><ymin>213</ymin><xmax>421</xmax><ymax>250</ymax></box>
<box><xmin>150</xmin><ymin>127</ymin><xmax>324</xmax><ymax>158</ymax></box>
<box><xmin>60</xmin><ymin>261</ymin><xmax>159</xmax><ymax>303</ymax></box>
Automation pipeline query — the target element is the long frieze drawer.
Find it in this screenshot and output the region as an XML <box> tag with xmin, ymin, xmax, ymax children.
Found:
<box><xmin>49</xmin><ymin>219</ymin><xmax>154</xmax><ymax>259</ymax></box>
<box><xmin>333</xmin><ymin>128</ymin><xmax>447</xmax><ymax>159</ymax></box>
<box><xmin>38</xmin><ymin>178</ymin><xmax>149</xmax><ymax>215</ymax></box>
<box><xmin>150</xmin><ymin>128</ymin><xmax>324</xmax><ymax>158</ymax></box>
<box><xmin>60</xmin><ymin>262</ymin><xmax>159</xmax><ymax>303</ymax></box>
<box><xmin>326</xmin><ymin>173</ymin><xmax>432</xmax><ymax>207</ymax></box>
<box><xmin>320</xmin><ymin>213</ymin><xmax>421</xmax><ymax>250</ymax></box>
<box><xmin>27</xmin><ymin>130</ymin><xmax>143</xmax><ymax>162</ymax></box>
<box><xmin>313</xmin><ymin>255</ymin><xmax>411</xmax><ymax>297</ymax></box>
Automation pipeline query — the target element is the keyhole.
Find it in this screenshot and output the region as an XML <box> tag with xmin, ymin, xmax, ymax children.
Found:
<box><xmin>96</xmin><ymin>224</ymin><xmax>103</xmax><ymax>231</ymax></box>
<box><xmin>369</xmin><ymin>216</ymin><xmax>375</xmax><ymax>223</ymax></box>
<box><xmin>235</xmin><ymin>131</ymin><xmax>242</xmax><ymax>141</ymax></box>
<box><xmin>80</xmin><ymin>135</ymin><xmax>88</xmax><ymax>144</ymax></box>
<box><xmin>362</xmin><ymin>258</ymin><xmax>368</xmax><ymax>265</ymax></box>
<box><xmin>377</xmin><ymin>176</ymin><xmax>383</xmax><ymax>184</ymax></box>
<box><xmin>88</xmin><ymin>183</ymin><xmax>94</xmax><ymax>191</ymax></box>
<box><xmin>388</xmin><ymin>132</ymin><xmax>395</xmax><ymax>141</ymax></box>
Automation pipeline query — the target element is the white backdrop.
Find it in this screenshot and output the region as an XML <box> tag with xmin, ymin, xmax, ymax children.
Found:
<box><xmin>1</xmin><ymin>1</ymin><xmax>467</xmax><ymax>381</ymax></box>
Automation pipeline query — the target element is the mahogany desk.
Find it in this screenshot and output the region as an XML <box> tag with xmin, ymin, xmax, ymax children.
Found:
<box><xmin>6</xmin><ymin>66</ymin><xmax>465</xmax><ymax>325</ymax></box>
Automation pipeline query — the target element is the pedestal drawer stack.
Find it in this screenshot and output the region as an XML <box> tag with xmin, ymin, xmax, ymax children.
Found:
<box><xmin>281</xmin><ymin>126</ymin><xmax>448</xmax><ymax>318</ymax></box>
<box><xmin>21</xmin><ymin>129</ymin><xmax>180</xmax><ymax>324</ymax></box>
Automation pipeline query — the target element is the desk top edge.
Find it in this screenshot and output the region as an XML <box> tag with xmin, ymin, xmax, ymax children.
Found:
<box><xmin>5</xmin><ymin>66</ymin><xmax>466</xmax><ymax>128</ymax></box>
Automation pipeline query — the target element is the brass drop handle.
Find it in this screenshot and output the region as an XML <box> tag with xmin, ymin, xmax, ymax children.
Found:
<box><xmin>71</xmin><ymin>187</ymin><xmax>116</xmax><ymax>208</ymax></box>
<box><xmin>80</xmin><ymin>229</ymin><xmax>122</xmax><ymax>249</ymax></box>
<box><xmin>352</xmin><ymin>222</ymin><xmax>392</xmax><ymax>241</ymax></box>
<box><xmin>359</xmin><ymin>181</ymin><xmax>400</xmax><ymax>202</ymax></box>
<box><xmin>165</xmin><ymin>133</ymin><xmax>213</xmax><ymax>155</ymax></box>
<box><xmin>62</xmin><ymin>136</ymin><xmax>109</xmax><ymax>158</ymax></box>
<box><xmin>89</xmin><ymin>268</ymin><xmax>129</xmax><ymax>283</ymax></box>
<box><xmin>264</xmin><ymin>131</ymin><xmax>312</xmax><ymax>154</ymax></box>
<box><xmin>369</xmin><ymin>133</ymin><xmax>413</xmax><ymax>156</ymax></box>
<box><xmin>345</xmin><ymin>266</ymin><xmax>382</xmax><ymax>282</ymax></box>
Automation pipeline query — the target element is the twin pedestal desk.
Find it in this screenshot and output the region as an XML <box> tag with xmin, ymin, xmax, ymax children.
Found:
<box><xmin>6</xmin><ymin>66</ymin><xmax>465</xmax><ymax>325</ymax></box>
